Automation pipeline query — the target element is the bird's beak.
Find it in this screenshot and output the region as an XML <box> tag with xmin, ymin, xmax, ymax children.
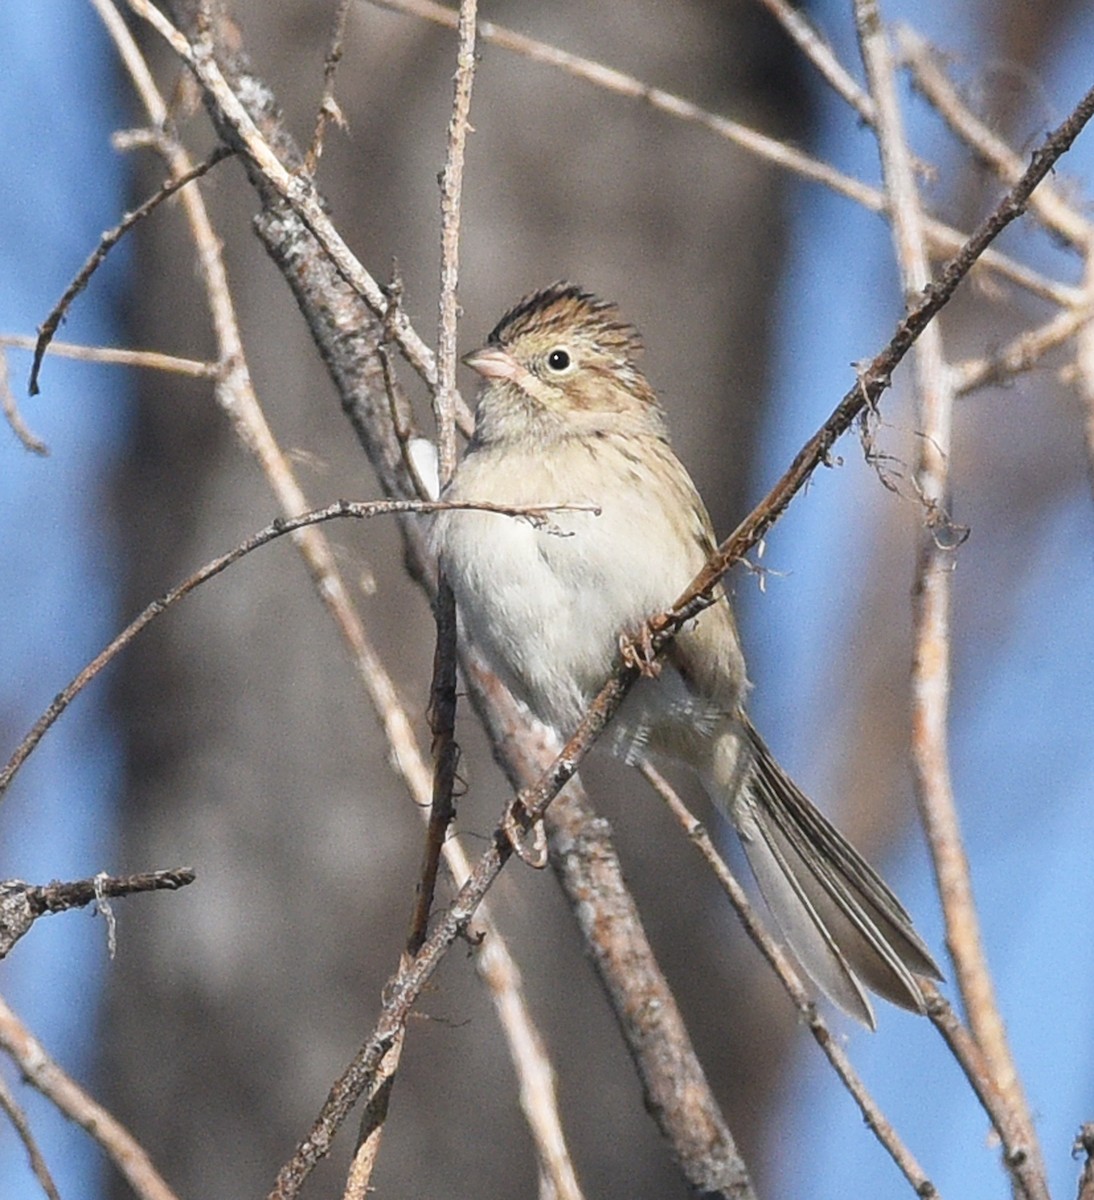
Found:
<box><xmin>462</xmin><ymin>344</ymin><xmax>520</xmax><ymax>382</ymax></box>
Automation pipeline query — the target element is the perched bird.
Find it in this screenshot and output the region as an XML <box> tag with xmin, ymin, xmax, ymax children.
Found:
<box><xmin>432</xmin><ymin>282</ymin><xmax>941</xmax><ymax>1027</ymax></box>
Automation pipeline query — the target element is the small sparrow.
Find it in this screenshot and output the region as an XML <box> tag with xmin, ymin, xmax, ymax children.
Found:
<box><xmin>432</xmin><ymin>282</ymin><xmax>941</xmax><ymax>1026</ymax></box>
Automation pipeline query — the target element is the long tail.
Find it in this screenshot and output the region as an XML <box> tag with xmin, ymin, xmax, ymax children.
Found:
<box><xmin>712</xmin><ymin>715</ymin><xmax>943</xmax><ymax>1028</ymax></box>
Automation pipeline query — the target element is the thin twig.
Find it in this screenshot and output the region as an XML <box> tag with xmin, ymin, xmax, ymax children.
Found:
<box><xmin>26</xmin><ymin>868</ymin><xmax>196</xmax><ymax>917</ymax></box>
<box><xmin>305</xmin><ymin>0</ymin><xmax>352</xmax><ymax>175</ymax></box>
<box><xmin>367</xmin><ymin>0</ymin><xmax>1080</xmax><ymax>310</ymax></box>
<box><xmin>640</xmin><ymin>764</ymin><xmax>938</xmax><ymax>1199</ymax></box>
<box><xmin>0</xmin><ymin>994</ymin><xmax>180</xmax><ymax>1200</ymax></box>
<box><xmin>0</xmin><ymin>1072</ymin><xmax>61</xmax><ymax>1200</ymax></box>
<box><xmin>665</xmin><ymin>80</ymin><xmax>1094</xmax><ymax>627</ymax></box>
<box><xmin>266</xmin><ymin>84</ymin><xmax>1094</xmax><ymax>1197</ymax></box>
<box><xmin>856</xmin><ymin>6</ymin><xmax>1046</xmax><ymax>1197</ymax></box>
<box><xmin>28</xmin><ymin>146</ymin><xmax>232</xmax><ymax>395</ymax></box>
<box><xmin>0</xmin><ymin>349</ymin><xmax>47</xmax><ymax>454</ymax></box>
<box><xmin>0</xmin><ymin>498</ymin><xmax>590</xmax><ymax>801</ymax></box>
<box><xmin>356</xmin><ymin>7</ymin><xmax>478</xmax><ymax>1181</ymax></box>
<box><xmin>406</xmin><ymin>0</ymin><xmax>478</xmax><ymax>958</ymax></box>
<box><xmin>433</xmin><ymin>0</ymin><xmax>476</xmax><ymax>483</ymax></box>
<box><xmin>1</xmin><ymin>334</ymin><xmax>218</xmax><ymax>379</ymax></box>
<box><xmin>753</xmin><ymin>0</ymin><xmax>876</xmax><ymax>125</ymax></box>
<box><xmin>0</xmin><ymin>869</ymin><xmax>195</xmax><ymax>959</ymax></box>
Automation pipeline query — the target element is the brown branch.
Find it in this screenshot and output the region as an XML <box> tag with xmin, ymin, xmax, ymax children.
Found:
<box><xmin>434</xmin><ymin>0</ymin><xmax>477</xmax><ymax>482</ymax></box>
<box><xmin>923</xmin><ymin>983</ymin><xmax>1047</xmax><ymax>1199</ymax></box>
<box><xmin>28</xmin><ymin>146</ymin><xmax>232</xmax><ymax>395</ymax></box>
<box><xmin>403</xmin><ymin>0</ymin><xmax>478</xmax><ymax>992</ymax></box>
<box><xmin>0</xmin><ymin>870</ymin><xmax>195</xmax><ymax>960</ymax></box>
<box><xmin>665</xmin><ymin>78</ymin><xmax>1094</xmax><ymax>629</ymax></box>
<box><xmin>0</xmin><ymin>1071</ymin><xmax>61</xmax><ymax>1200</ymax></box>
<box><xmin>304</xmin><ymin>0</ymin><xmax>352</xmax><ymax>175</ymax></box>
<box><xmin>458</xmin><ymin>665</ymin><xmax>750</xmax><ymax>1200</ymax></box>
<box><xmin>641</xmin><ymin>764</ymin><xmax>938</xmax><ymax>1198</ymax></box>
<box><xmin>0</xmin><ymin>994</ymin><xmax>180</xmax><ymax>1200</ymax></box>
<box><xmin>545</xmin><ymin>785</ymin><xmax>756</xmax><ymax>1200</ymax></box>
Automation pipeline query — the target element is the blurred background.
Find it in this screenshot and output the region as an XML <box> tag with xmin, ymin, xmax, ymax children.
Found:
<box><xmin>1</xmin><ymin>1</ymin><xmax>1092</xmax><ymax>1197</ymax></box>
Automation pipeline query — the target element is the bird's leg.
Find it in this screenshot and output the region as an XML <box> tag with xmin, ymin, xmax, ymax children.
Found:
<box><xmin>619</xmin><ymin>624</ymin><xmax>661</xmax><ymax>678</ymax></box>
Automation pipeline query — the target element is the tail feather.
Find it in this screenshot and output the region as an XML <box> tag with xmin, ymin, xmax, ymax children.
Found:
<box><xmin>716</xmin><ymin>716</ymin><xmax>943</xmax><ymax>1026</ymax></box>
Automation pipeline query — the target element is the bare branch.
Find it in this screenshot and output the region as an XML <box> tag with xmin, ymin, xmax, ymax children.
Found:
<box><xmin>924</xmin><ymin>984</ymin><xmax>1047</xmax><ymax>1197</ymax></box>
<box><xmin>0</xmin><ymin>995</ymin><xmax>180</xmax><ymax>1200</ymax></box>
<box><xmin>434</xmin><ymin>0</ymin><xmax>477</xmax><ymax>482</ymax></box>
<box><xmin>856</xmin><ymin>9</ymin><xmax>1047</xmax><ymax>1195</ymax></box>
<box><xmin>0</xmin><ymin>498</ymin><xmax>588</xmax><ymax>801</ymax></box>
<box><xmin>0</xmin><ymin>869</ymin><xmax>195</xmax><ymax>959</ymax></box>
<box><xmin>406</xmin><ymin>0</ymin><xmax>479</xmax><ymax>1007</ymax></box>
<box><xmin>857</xmin><ymin>8</ymin><xmax>1048</xmax><ymax>1196</ymax></box>
<box><xmin>0</xmin><ymin>1072</ymin><xmax>61</xmax><ymax>1200</ymax></box>
<box><xmin>305</xmin><ymin>0</ymin><xmax>352</xmax><ymax>175</ymax></box>
<box><xmin>666</xmin><ymin>79</ymin><xmax>1094</xmax><ymax>627</ymax></box>
<box><xmin>1</xmin><ymin>334</ymin><xmax>218</xmax><ymax>379</ymax></box>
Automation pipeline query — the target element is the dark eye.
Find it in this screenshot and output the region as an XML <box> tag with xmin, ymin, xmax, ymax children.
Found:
<box><xmin>546</xmin><ymin>347</ymin><xmax>571</xmax><ymax>372</ymax></box>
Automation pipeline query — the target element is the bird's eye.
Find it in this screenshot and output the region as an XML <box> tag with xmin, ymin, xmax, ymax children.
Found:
<box><xmin>546</xmin><ymin>347</ymin><xmax>572</xmax><ymax>373</ymax></box>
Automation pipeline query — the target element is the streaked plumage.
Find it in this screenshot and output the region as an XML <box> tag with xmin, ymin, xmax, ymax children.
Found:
<box><xmin>432</xmin><ymin>282</ymin><xmax>941</xmax><ymax>1026</ymax></box>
